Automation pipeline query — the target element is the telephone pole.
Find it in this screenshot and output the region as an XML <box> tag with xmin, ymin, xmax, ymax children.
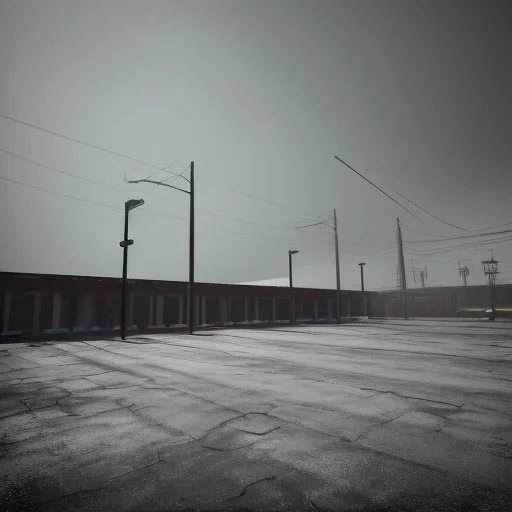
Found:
<box><xmin>127</xmin><ymin>161</ymin><xmax>195</xmax><ymax>334</ymax></box>
<box><xmin>396</xmin><ymin>218</ymin><xmax>408</xmax><ymax>319</ymax></box>
<box><xmin>334</xmin><ymin>208</ymin><xmax>341</xmax><ymax>323</ymax></box>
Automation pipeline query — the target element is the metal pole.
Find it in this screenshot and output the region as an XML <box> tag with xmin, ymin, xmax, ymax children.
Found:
<box><xmin>120</xmin><ymin>207</ymin><xmax>129</xmax><ymax>340</ymax></box>
<box><xmin>289</xmin><ymin>251</ymin><xmax>294</xmax><ymax>324</ymax></box>
<box><xmin>289</xmin><ymin>251</ymin><xmax>293</xmax><ymax>289</ymax></box>
<box><xmin>334</xmin><ymin>209</ymin><xmax>341</xmax><ymax>323</ymax></box>
<box><xmin>188</xmin><ymin>161</ymin><xmax>195</xmax><ymax>334</ymax></box>
<box><xmin>396</xmin><ymin>218</ymin><xmax>408</xmax><ymax>319</ymax></box>
<box><xmin>359</xmin><ymin>262</ymin><xmax>366</xmax><ymax>317</ymax></box>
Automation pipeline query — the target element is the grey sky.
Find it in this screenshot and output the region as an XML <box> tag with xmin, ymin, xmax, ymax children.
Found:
<box><xmin>1</xmin><ymin>0</ymin><xmax>511</xmax><ymax>290</ymax></box>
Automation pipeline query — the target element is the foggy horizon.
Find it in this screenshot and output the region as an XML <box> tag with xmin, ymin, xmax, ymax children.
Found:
<box><xmin>1</xmin><ymin>0</ymin><xmax>511</xmax><ymax>291</ymax></box>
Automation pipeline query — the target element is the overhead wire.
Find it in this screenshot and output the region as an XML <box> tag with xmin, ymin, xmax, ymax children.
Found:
<box><xmin>0</xmin><ymin>147</ymin><xmax>326</xmax><ymax>235</ymax></box>
<box><xmin>0</xmin><ymin>175</ymin><xmax>123</xmax><ymax>212</ymax></box>
<box><xmin>198</xmin><ymin>174</ymin><xmax>323</xmax><ymax>220</ymax></box>
<box><xmin>407</xmin><ymin>235</ymin><xmax>512</xmax><ymax>256</ymax></box>
<box><xmin>394</xmin><ymin>190</ymin><xmax>467</xmax><ymax>231</ymax></box>
<box><xmin>0</xmin><ymin>173</ymin><xmax>334</xmax><ymax>247</ymax></box>
<box><xmin>0</xmin><ymin>113</ymin><xmax>184</xmax><ymax>179</ymax></box>
<box><xmin>334</xmin><ymin>155</ymin><xmax>422</xmax><ymax>221</ymax></box>
<box><xmin>405</xmin><ymin>228</ymin><xmax>512</xmax><ymax>244</ymax></box>
<box><xmin>0</xmin><ymin>146</ymin><xmax>195</xmax><ymax>207</ymax></box>
<box><xmin>1</xmin><ymin>112</ymin><xmax>324</xmax><ymax>221</ymax></box>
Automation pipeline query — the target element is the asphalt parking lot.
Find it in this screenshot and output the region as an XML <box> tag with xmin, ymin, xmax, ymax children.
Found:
<box><xmin>1</xmin><ymin>319</ymin><xmax>512</xmax><ymax>511</ymax></box>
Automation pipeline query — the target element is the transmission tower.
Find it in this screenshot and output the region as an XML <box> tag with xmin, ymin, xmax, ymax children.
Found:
<box><xmin>458</xmin><ymin>260</ymin><xmax>470</xmax><ymax>286</ymax></box>
<box><xmin>418</xmin><ymin>267</ymin><xmax>428</xmax><ymax>288</ymax></box>
<box><xmin>482</xmin><ymin>255</ymin><xmax>499</xmax><ymax>320</ymax></box>
<box><xmin>412</xmin><ymin>263</ymin><xmax>428</xmax><ymax>288</ymax></box>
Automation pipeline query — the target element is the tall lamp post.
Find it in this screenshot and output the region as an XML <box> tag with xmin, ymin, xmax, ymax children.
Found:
<box><xmin>358</xmin><ymin>262</ymin><xmax>367</xmax><ymax>317</ymax></box>
<box><xmin>289</xmin><ymin>250</ymin><xmax>299</xmax><ymax>324</ymax></box>
<box><xmin>127</xmin><ymin>162</ymin><xmax>195</xmax><ymax>334</ymax></box>
<box><xmin>120</xmin><ymin>198</ymin><xmax>144</xmax><ymax>340</ymax></box>
<box><xmin>295</xmin><ymin>209</ymin><xmax>341</xmax><ymax>323</ymax></box>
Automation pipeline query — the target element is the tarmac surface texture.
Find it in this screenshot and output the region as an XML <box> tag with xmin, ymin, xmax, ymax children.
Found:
<box><xmin>1</xmin><ymin>319</ymin><xmax>512</xmax><ymax>511</ymax></box>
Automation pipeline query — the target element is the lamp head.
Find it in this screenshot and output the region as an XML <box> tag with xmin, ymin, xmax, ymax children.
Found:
<box><xmin>125</xmin><ymin>198</ymin><xmax>144</xmax><ymax>211</ymax></box>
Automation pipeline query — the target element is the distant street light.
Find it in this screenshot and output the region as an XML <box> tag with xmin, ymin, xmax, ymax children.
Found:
<box><xmin>120</xmin><ymin>198</ymin><xmax>144</xmax><ymax>340</ymax></box>
<box><xmin>289</xmin><ymin>250</ymin><xmax>299</xmax><ymax>324</ymax></box>
<box><xmin>358</xmin><ymin>262</ymin><xmax>367</xmax><ymax>318</ymax></box>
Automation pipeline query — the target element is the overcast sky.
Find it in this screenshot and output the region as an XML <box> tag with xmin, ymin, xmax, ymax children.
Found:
<box><xmin>1</xmin><ymin>0</ymin><xmax>511</xmax><ymax>290</ymax></box>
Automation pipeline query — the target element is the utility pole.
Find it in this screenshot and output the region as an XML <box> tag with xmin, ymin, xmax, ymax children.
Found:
<box><xmin>358</xmin><ymin>262</ymin><xmax>366</xmax><ymax>317</ymax></box>
<box><xmin>396</xmin><ymin>218</ymin><xmax>408</xmax><ymax>319</ymax></box>
<box><xmin>127</xmin><ymin>162</ymin><xmax>195</xmax><ymax>334</ymax></box>
<box><xmin>482</xmin><ymin>255</ymin><xmax>499</xmax><ymax>321</ymax></box>
<box><xmin>334</xmin><ymin>208</ymin><xmax>341</xmax><ymax>323</ymax></box>
<box><xmin>458</xmin><ymin>260</ymin><xmax>470</xmax><ymax>286</ymax></box>
<box><xmin>188</xmin><ymin>162</ymin><xmax>195</xmax><ymax>334</ymax></box>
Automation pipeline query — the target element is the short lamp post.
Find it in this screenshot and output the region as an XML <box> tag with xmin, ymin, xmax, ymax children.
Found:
<box><xmin>120</xmin><ymin>198</ymin><xmax>144</xmax><ymax>340</ymax></box>
<box><xmin>289</xmin><ymin>250</ymin><xmax>299</xmax><ymax>324</ymax></box>
<box><xmin>358</xmin><ymin>262</ymin><xmax>367</xmax><ymax>318</ymax></box>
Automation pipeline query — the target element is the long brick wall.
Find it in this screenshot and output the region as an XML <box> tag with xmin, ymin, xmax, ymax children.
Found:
<box><xmin>0</xmin><ymin>272</ymin><xmax>365</xmax><ymax>336</ymax></box>
<box><xmin>2</xmin><ymin>272</ymin><xmax>511</xmax><ymax>337</ymax></box>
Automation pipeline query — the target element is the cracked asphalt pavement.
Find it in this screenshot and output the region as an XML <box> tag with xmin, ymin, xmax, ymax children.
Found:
<box><xmin>1</xmin><ymin>319</ymin><xmax>512</xmax><ymax>511</ymax></box>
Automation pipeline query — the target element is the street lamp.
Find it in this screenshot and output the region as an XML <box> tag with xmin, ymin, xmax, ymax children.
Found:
<box><xmin>127</xmin><ymin>163</ymin><xmax>195</xmax><ymax>334</ymax></box>
<box><xmin>295</xmin><ymin>209</ymin><xmax>341</xmax><ymax>323</ymax></box>
<box><xmin>358</xmin><ymin>262</ymin><xmax>367</xmax><ymax>318</ymax></box>
<box><xmin>289</xmin><ymin>250</ymin><xmax>299</xmax><ymax>324</ymax></box>
<box><xmin>120</xmin><ymin>198</ymin><xmax>144</xmax><ymax>340</ymax></box>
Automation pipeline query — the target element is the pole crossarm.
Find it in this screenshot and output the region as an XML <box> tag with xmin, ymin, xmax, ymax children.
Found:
<box><xmin>126</xmin><ymin>178</ymin><xmax>190</xmax><ymax>195</ymax></box>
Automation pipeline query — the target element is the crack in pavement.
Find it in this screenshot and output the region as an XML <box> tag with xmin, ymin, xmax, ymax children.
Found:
<box><xmin>226</xmin><ymin>475</ymin><xmax>276</xmax><ymax>501</ymax></box>
<box><xmin>233</xmin><ymin>426</ymin><xmax>281</xmax><ymax>436</ymax></box>
<box><xmin>41</xmin><ymin>484</ymin><xmax>116</xmax><ymax>507</ymax></box>
<box><xmin>108</xmin><ymin>453</ymin><xmax>163</xmax><ymax>481</ymax></box>
<box><xmin>359</xmin><ymin>388</ymin><xmax>463</xmax><ymax>408</ymax></box>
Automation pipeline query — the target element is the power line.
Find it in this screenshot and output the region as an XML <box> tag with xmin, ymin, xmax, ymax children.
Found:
<box><xmin>198</xmin><ymin>174</ymin><xmax>323</xmax><ymax>220</ymax></box>
<box><xmin>1</xmin><ymin>147</ymin><xmax>324</xmax><ymax>235</ymax></box>
<box><xmin>408</xmin><ymin>235</ymin><xmax>512</xmax><ymax>256</ymax></box>
<box><xmin>0</xmin><ymin>112</ymin><xmax>184</xmax><ymax>178</ymax></box>
<box><xmin>405</xmin><ymin>228</ymin><xmax>512</xmax><ymax>244</ymax></box>
<box><xmin>295</xmin><ymin>217</ymin><xmax>334</xmax><ymax>230</ymax></box>
<box><xmin>0</xmin><ymin>175</ymin><xmax>123</xmax><ymax>212</ymax></box>
<box><xmin>141</xmin><ymin>162</ymin><xmax>190</xmax><ymax>184</ymax></box>
<box><xmin>394</xmin><ymin>190</ymin><xmax>466</xmax><ymax>231</ymax></box>
<box><xmin>0</xmin><ymin>146</ymin><xmax>194</xmax><ymax>207</ymax></box>
<box><xmin>0</xmin><ymin>174</ymin><xmax>335</xmax><ymax>247</ymax></box>
<box><xmin>334</xmin><ymin>155</ymin><xmax>422</xmax><ymax>221</ymax></box>
<box><xmin>401</xmin><ymin>222</ymin><xmax>446</xmax><ymax>238</ymax></box>
<box><xmin>1</xmin><ymin>112</ymin><xmax>324</xmax><ymax>222</ymax></box>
